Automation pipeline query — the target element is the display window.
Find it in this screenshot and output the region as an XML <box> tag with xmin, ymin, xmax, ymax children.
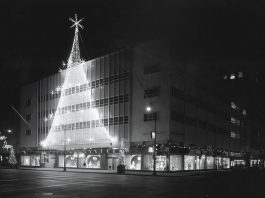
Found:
<box><xmin>250</xmin><ymin>159</ymin><xmax>261</xmax><ymax>167</ymax></box>
<box><xmin>125</xmin><ymin>155</ymin><xmax>141</xmax><ymax>170</ymax></box>
<box><xmin>58</xmin><ymin>155</ymin><xmax>77</xmax><ymax>168</ymax></box>
<box><xmin>170</xmin><ymin>155</ymin><xmax>182</xmax><ymax>171</ymax></box>
<box><xmin>84</xmin><ymin>155</ymin><xmax>101</xmax><ymax>168</ymax></box>
<box><xmin>21</xmin><ymin>155</ymin><xmax>30</xmax><ymax>166</ymax></box>
<box><xmin>156</xmin><ymin>155</ymin><xmax>167</xmax><ymax>171</ymax></box>
<box><xmin>199</xmin><ymin>155</ymin><xmax>206</xmax><ymax>170</ymax></box>
<box><xmin>206</xmin><ymin>156</ymin><xmax>214</xmax><ymax>169</ymax></box>
<box><xmin>31</xmin><ymin>155</ymin><xmax>40</xmax><ymax>166</ymax></box>
<box><xmin>231</xmin><ymin>159</ymin><xmax>245</xmax><ymax>167</ymax></box>
<box><xmin>184</xmin><ymin>155</ymin><xmax>195</xmax><ymax>170</ymax></box>
<box><xmin>21</xmin><ymin>155</ymin><xmax>40</xmax><ymax>166</ymax></box>
<box><xmin>78</xmin><ymin>152</ymin><xmax>86</xmax><ymax>168</ymax></box>
<box><xmin>222</xmin><ymin>157</ymin><xmax>230</xmax><ymax>168</ymax></box>
<box><xmin>142</xmin><ymin>155</ymin><xmax>167</xmax><ymax>171</ymax></box>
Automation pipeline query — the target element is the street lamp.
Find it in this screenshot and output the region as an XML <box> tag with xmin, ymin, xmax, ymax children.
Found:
<box><xmin>146</xmin><ymin>104</ymin><xmax>157</xmax><ymax>176</ymax></box>
<box><xmin>63</xmin><ymin>129</ymin><xmax>66</xmax><ymax>172</ymax></box>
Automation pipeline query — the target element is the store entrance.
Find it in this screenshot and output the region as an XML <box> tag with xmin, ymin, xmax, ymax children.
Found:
<box><xmin>107</xmin><ymin>157</ymin><xmax>119</xmax><ymax>170</ymax></box>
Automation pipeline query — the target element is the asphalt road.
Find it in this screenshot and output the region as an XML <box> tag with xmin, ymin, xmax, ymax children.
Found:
<box><xmin>0</xmin><ymin>169</ymin><xmax>264</xmax><ymax>198</ymax></box>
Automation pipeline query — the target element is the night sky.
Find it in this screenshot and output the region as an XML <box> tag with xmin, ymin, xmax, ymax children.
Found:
<box><xmin>1</xmin><ymin>0</ymin><xmax>265</xmax><ymax>130</ymax></box>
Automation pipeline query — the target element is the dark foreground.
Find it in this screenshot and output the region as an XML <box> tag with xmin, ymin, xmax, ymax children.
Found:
<box><xmin>0</xmin><ymin>169</ymin><xmax>264</xmax><ymax>198</ymax></box>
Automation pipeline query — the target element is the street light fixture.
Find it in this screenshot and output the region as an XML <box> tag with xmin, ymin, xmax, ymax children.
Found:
<box><xmin>7</xmin><ymin>129</ymin><xmax>12</xmax><ymax>133</ymax></box>
<box><xmin>146</xmin><ymin>104</ymin><xmax>157</xmax><ymax>176</ymax></box>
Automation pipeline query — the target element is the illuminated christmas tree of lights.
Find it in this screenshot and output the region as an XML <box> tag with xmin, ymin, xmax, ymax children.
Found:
<box><xmin>41</xmin><ymin>14</ymin><xmax>116</xmax><ymax>150</ymax></box>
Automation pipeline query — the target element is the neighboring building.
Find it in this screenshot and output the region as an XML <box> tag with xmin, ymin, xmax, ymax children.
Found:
<box><xmin>19</xmin><ymin>16</ymin><xmax>265</xmax><ymax>171</ymax></box>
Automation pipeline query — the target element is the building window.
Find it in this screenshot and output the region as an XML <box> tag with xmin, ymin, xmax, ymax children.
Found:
<box><xmin>144</xmin><ymin>112</ymin><xmax>157</xmax><ymax>121</ymax></box>
<box><xmin>230</xmin><ymin>131</ymin><xmax>240</xmax><ymax>139</ymax></box>
<box><xmin>171</xmin><ymin>86</ymin><xmax>184</xmax><ymax>99</ymax></box>
<box><xmin>238</xmin><ymin>72</ymin><xmax>243</xmax><ymax>78</ymax></box>
<box><xmin>242</xmin><ymin>109</ymin><xmax>247</xmax><ymax>116</ymax></box>
<box><xmin>144</xmin><ymin>63</ymin><xmax>160</xmax><ymax>75</ymax></box>
<box><xmin>231</xmin><ymin>101</ymin><xmax>239</xmax><ymax>110</ymax></box>
<box><xmin>26</xmin><ymin>129</ymin><xmax>31</xmax><ymax>136</ymax></box>
<box><xmin>25</xmin><ymin>99</ymin><xmax>31</xmax><ymax>106</ymax></box>
<box><xmin>231</xmin><ymin>117</ymin><xmax>240</xmax><ymax>126</ymax></box>
<box><xmin>144</xmin><ymin>87</ymin><xmax>159</xmax><ymax>98</ymax></box>
<box><xmin>26</xmin><ymin>114</ymin><xmax>31</xmax><ymax>121</ymax></box>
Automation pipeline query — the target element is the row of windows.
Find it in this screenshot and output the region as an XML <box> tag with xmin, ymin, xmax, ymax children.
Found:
<box><xmin>26</xmin><ymin>129</ymin><xmax>31</xmax><ymax>136</ymax></box>
<box><xmin>171</xmin><ymin>111</ymin><xmax>237</xmax><ymax>137</ymax></box>
<box><xmin>26</xmin><ymin>114</ymin><xmax>31</xmax><ymax>121</ymax></box>
<box><xmin>25</xmin><ymin>99</ymin><xmax>31</xmax><ymax>106</ymax></box>
<box><xmin>144</xmin><ymin>112</ymin><xmax>158</xmax><ymax>121</ymax></box>
<box><xmin>38</xmin><ymin>94</ymin><xmax>129</xmax><ymax>119</ymax></box>
<box><xmin>57</xmin><ymin>94</ymin><xmax>129</xmax><ymax>116</ymax></box>
<box><xmin>51</xmin><ymin>116</ymin><xmax>129</xmax><ymax>132</ymax></box>
<box><xmin>144</xmin><ymin>87</ymin><xmax>159</xmax><ymax>98</ymax></box>
<box><xmin>170</xmin><ymin>86</ymin><xmax>241</xmax><ymax>123</ymax></box>
<box><xmin>38</xmin><ymin>72</ymin><xmax>129</xmax><ymax>102</ymax></box>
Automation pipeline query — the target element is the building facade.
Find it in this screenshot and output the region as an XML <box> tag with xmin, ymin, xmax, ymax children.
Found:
<box><xmin>19</xmin><ymin>40</ymin><xmax>264</xmax><ymax>171</ymax></box>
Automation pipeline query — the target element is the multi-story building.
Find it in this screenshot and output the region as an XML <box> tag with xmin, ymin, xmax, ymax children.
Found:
<box><xmin>19</xmin><ymin>17</ymin><xmax>264</xmax><ymax>171</ymax></box>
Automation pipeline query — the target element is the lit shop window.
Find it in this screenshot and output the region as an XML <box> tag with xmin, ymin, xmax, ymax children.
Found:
<box><xmin>156</xmin><ymin>155</ymin><xmax>167</xmax><ymax>171</ymax></box>
<box><xmin>184</xmin><ymin>155</ymin><xmax>195</xmax><ymax>170</ymax></box>
<box><xmin>125</xmin><ymin>155</ymin><xmax>141</xmax><ymax>170</ymax></box>
<box><xmin>170</xmin><ymin>155</ymin><xmax>182</xmax><ymax>171</ymax></box>
<box><xmin>242</xmin><ymin>109</ymin><xmax>247</xmax><ymax>116</ymax></box>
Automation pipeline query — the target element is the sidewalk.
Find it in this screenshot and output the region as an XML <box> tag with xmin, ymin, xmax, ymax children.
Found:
<box><xmin>17</xmin><ymin>166</ymin><xmax>231</xmax><ymax>177</ymax></box>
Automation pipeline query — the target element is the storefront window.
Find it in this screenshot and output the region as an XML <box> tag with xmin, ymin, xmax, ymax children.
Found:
<box><xmin>223</xmin><ymin>157</ymin><xmax>230</xmax><ymax>168</ymax></box>
<box><xmin>231</xmin><ymin>159</ymin><xmax>244</xmax><ymax>167</ymax></box>
<box><xmin>206</xmin><ymin>156</ymin><xmax>214</xmax><ymax>169</ymax></box>
<box><xmin>184</xmin><ymin>155</ymin><xmax>195</xmax><ymax>170</ymax></box>
<box><xmin>21</xmin><ymin>155</ymin><xmax>40</xmax><ymax>166</ymax></box>
<box><xmin>78</xmin><ymin>152</ymin><xmax>86</xmax><ymax>168</ymax></box>
<box><xmin>84</xmin><ymin>155</ymin><xmax>101</xmax><ymax>168</ymax></box>
<box><xmin>31</xmin><ymin>155</ymin><xmax>40</xmax><ymax>166</ymax></box>
<box><xmin>59</xmin><ymin>155</ymin><xmax>77</xmax><ymax>168</ymax></box>
<box><xmin>143</xmin><ymin>155</ymin><xmax>153</xmax><ymax>171</ymax></box>
<box><xmin>21</xmin><ymin>155</ymin><xmax>30</xmax><ymax>166</ymax></box>
<box><xmin>156</xmin><ymin>155</ymin><xmax>167</xmax><ymax>171</ymax></box>
<box><xmin>199</xmin><ymin>155</ymin><xmax>206</xmax><ymax>170</ymax></box>
<box><xmin>170</xmin><ymin>155</ymin><xmax>182</xmax><ymax>171</ymax></box>
<box><xmin>125</xmin><ymin>155</ymin><xmax>141</xmax><ymax>170</ymax></box>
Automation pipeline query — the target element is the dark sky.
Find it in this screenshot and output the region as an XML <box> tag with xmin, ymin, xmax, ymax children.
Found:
<box><xmin>1</xmin><ymin>0</ymin><xmax>265</xmax><ymax>130</ymax></box>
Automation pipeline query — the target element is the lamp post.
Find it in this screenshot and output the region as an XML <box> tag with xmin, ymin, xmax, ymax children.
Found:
<box><xmin>146</xmin><ymin>104</ymin><xmax>157</xmax><ymax>176</ymax></box>
<box><xmin>63</xmin><ymin>129</ymin><xmax>66</xmax><ymax>172</ymax></box>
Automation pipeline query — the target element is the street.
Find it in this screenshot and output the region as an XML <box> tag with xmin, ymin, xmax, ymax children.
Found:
<box><xmin>0</xmin><ymin>169</ymin><xmax>264</xmax><ymax>198</ymax></box>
